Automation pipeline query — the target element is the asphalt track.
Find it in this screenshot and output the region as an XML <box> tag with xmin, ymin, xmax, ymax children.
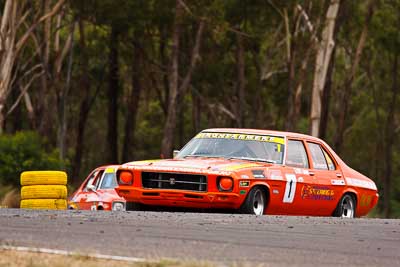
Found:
<box><xmin>0</xmin><ymin>209</ymin><xmax>399</xmax><ymax>266</ymax></box>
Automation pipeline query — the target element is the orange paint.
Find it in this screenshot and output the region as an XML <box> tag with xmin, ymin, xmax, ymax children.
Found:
<box><xmin>115</xmin><ymin>129</ymin><xmax>378</xmax><ymax>217</ymax></box>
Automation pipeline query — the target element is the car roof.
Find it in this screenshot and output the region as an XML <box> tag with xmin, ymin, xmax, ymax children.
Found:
<box><xmin>95</xmin><ymin>165</ymin><xmax>120</xmax><ymax>170</ymax></box>
<box><xmin>202</xmin><ymin>128</ymin><xmax>322</xmax><ymax>142</ymax></box>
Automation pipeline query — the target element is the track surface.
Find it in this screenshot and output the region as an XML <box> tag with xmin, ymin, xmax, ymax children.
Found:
<box><xmin>0</xmin><ymin>209</ymin><xmax>399</xmax><ymax>266</ymax></box>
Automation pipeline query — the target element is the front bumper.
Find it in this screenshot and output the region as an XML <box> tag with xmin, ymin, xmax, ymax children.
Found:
<box><xmin>67</xmin><ymin>201</ymin><xmax>126</xmax><ymax>211</ymax></box>
<box><xmin>117</xmin><ymin>188</ymin><xmax>243</xmax><ymax>209</ymax></box>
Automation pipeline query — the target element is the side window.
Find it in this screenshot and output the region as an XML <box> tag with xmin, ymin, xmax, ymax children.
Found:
<box><xmin>323</xmin><ymin>149</ymin><xmax>336</xmax><ymax>170</ymax></box>
<box><xmin>307</xmin><ymin>143</ymin><xmax>331</xmax><ymax>170</ymax></box>
<box><xmin>83</xmin><ymin>171</ymin><xmax>97</xmax><ymax>192</ymax></box>
<box><xmin>286</xmin><ymin>140</ymin><xmax>309</xmax><ymax>168</ymax></box>
<box><xmin>92</xmin><ymin>171</ymin><xmax>103</xmax><ymax>188</ymax></box>
<box><xmin>84</xmin><ymin>170</ymin><xmax>103</xmax><ymax>191</ymax></box>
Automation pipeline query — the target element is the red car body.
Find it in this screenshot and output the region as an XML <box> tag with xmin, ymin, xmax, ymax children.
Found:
<box><xmin>115</xmin><ymin>129</ymin><xmax>379</xmax><ymax>217</ymax></box>
<box><xmin>68</xmin><ymin>165</ymin><xmax>126</xmax><ymax>211</ymax></box>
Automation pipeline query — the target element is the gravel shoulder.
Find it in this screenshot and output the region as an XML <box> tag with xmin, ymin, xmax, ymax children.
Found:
<box><xmin>0</xmin><ymin>209</ymin><xmax>399</xmax><ymax>266</ymax></box>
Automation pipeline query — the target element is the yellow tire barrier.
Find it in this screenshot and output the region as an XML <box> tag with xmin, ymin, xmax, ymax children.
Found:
<box><xmin>20</xmin><ymin>171</ymin><xmax>67</xmax><ymax>186</ymax></box>
<box><xmin>20</xmin><ymin>199</ymin><xmax>67</xmax><ymax>210</ymax></box>
<box><xmin>21</xmin><ymin>185</ymin><xmax>67</xmax><ymax>200</ymax></box>
<box><xmin>20</xmin><ymin>171</ymin><xmax>68</xmax><ymax>210</ymax></box>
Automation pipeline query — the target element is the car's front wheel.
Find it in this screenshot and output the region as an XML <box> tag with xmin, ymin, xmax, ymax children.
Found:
<box><xmin>240</xmin><ymin>186</ymin><xmax>267</xmax><ymax>215</ymax></box>
<box><xmin>333</xmin><ymin>194</ymin><xmax>356</xmax><ymax>218</ymax></box>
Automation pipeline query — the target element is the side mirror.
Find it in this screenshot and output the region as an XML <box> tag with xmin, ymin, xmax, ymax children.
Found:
<box><xmin>87</xmin><ymin>184</ymin><xmax>97</xmax><ymax>192</ymax></box>
<box><xmin>173</xmin><ymin>150</ymin><xmax>180</xmax><ymax>158</ymax></box>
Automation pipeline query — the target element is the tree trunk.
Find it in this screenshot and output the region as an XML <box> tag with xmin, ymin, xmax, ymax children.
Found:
<box><xmin>192</xmin><ymin>89</ymin><xmax>200</xmax><ymax>135</ymax></box>
<box><xmin>383</xmin><ymin>54</ymin><xmax>398</xmax><ymax>218</ymax></box>
<box><xmin>57</xmin><ymin>22</ymin><xmax>74</xmax><ymax>163</ymax></box>
<box><xmin>71</xmin><ymin>20</ymin><xmax>90</xmax><ymax>185</ymax></box>
<box><xmin>38</xmin><ymin>0</ymin><xmax>54</xmax><ymax>138</ymax></box>
<box><xmin>284</xmin><ymin>8</ymin><xmax>296</xmax><ymax>132</ymax></box>
<box><xmin>122</xmin><ymin>40</ymin><xmax>142</xmax><ymax>163</ymax></box>
<box><xmin>310</xmin><ymin>0</ymin><xmax>340</xmax><ymax>137</ymax></box>
<box><xmin>334</xmin><ymin>0</ymin><xmax>376</xmax><ymax>152</ymax></box>
<box><xmin>161</xmin><ymin>1</ymin><xmax>204</xmax><ymax>158</ymax></box>
<box><xmin>285</xmin><ymin>49</ymin><xmax>297</xmax><ymax>131</ymax></box>
<box><xmin>0</xmin><ymin>0</ymin><xmax>18</xmax><ymax>134</ymax></box>
<box><xmin>236</xmin><ymin>32</ymin><xmax>245</xmax><ymax>128</ymax></box>
<box><xmin>159</xmin><ymin>24</ymin><xmax>169</xmax><ymax>115</ymax></box>
<box><xmin>0</xmin><ymin>0</ymin><xmax>65</xmax><ymax>134</ymax></box>
<box><xmin>318</xmin><ymin>1</ymin><xmax>345</xmax><ymax>139</ymax></box>
<box><xmin>106</xmin><ymin>26</ymin><xmax>120</xmax><ymax>163</ymax></box>
<box><xmin>160</xmin><ymin>1</ymin><xmax>182</xmax><ymax>158</ymax></box>
<box><xmin>318</xmin><ymin>46</ymin><xmax>336</xmax><ymax>140</ymax></box>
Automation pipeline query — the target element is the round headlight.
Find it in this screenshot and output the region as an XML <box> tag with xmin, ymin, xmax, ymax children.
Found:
<box><xmin>112</xmin><ymin>202</ymin><xmax>126</xmax><ymax>211</ymax></box>
<box><xmin>218</xmin><ymin>176</ymin><xmax>233</xmax><ymax>192</ymax></box>
<box><xmin>119</xmin><ymin>171</ymin><xmax>133</xmax><ymax>185</ymax></box>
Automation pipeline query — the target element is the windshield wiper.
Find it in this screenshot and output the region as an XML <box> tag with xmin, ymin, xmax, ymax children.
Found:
<box><xmin>183</xmin><ymin>154</ymin><xmax>223</xmax><ymax>159</ymax></box>
<box><xmin>227</xmin><ymin>156</ymin><xmax>276</xmax><ymax>163</ymax></box>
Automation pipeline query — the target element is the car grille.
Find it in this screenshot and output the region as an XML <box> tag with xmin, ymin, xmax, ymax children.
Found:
<box><xmin>141</xmin><ymin>172</ymin><xmax>207</xmax><ymax>192</ymax></box>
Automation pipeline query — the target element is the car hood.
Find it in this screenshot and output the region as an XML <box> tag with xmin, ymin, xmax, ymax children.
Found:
<box><xmin>122</xmin><ymin>158</ymin><xmax>271</xmax><ymax>174</ymax></box>
<box><xmin>69</xmin><ymin>189</ymin><xmax>125</xmax><ymax>203</ymax></box>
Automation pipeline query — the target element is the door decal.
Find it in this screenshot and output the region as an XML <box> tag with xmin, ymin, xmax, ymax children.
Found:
<box><xmin>283</xmin><ymin>174</ymin><xmax>297</xmax><ymax>203</ymax></box>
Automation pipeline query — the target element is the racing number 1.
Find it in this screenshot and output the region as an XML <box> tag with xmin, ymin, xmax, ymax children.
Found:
<box><xmin>283</xmin><ymin>174</ymin><xmax>297</xmax><ymax>203</ymax></box>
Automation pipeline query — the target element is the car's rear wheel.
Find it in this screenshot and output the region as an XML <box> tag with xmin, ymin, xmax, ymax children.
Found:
<box><xmin>240</xmin><ymin>187</ymin><xmax>267</xmax><ymax>215</ymax></box>
<box><xmin>334</xmin><ymin>194</ymin><xmax>356</xmax><ymax>218</ymax></box>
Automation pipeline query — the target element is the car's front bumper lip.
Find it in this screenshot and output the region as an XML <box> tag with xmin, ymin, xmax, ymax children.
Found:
<box><xmin>118</xmin><ymin>188</ymin><xmax>242</xmax><ymax>209</ymax></box>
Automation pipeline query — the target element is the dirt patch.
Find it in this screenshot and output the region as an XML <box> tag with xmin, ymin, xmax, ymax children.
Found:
<box><xmin>0</xmin><ymin>251</ymin><xmax>217</xmax><ymax>267</ymax></box>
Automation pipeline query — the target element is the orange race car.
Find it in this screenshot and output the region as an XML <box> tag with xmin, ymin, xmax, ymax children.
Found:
<box><xmin>68</xmin><ymin>165</ymin><xmax>126</xmax><ymax>211</ymax></box>
<box><xmin>115</xmin><ymin>129</ymin><xmax>379</xmax><ymax>218</ymax></box>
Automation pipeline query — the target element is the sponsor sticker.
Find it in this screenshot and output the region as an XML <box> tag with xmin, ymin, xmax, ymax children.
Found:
<box><xmin>331</xmin><ymin>179</ymin><xmax>345</xmax><ymax>185</ymax></box>
<box><xmin>239</xmin><ymin>181</ymin><xmax>250</xmax><ymax>187</ymax></box>
<box><xmin>240</xmin><ymin>190</ymin><xmax>247</xmax><ymax>195</ymax></box>
<box><xmin>223</xmin><ymin>163</ymin><xmax>260</xmax><ymax>171</ymax></box>
<box><xmin>269</xmin><ymin>170</ymin><xmax>283</xmax><ymax>180</ymax></box>
<box><xmin>273</xmin><ymin>189</ymin><xmax>279</xmax><ymax>194</ymax></box>
<box><xmin>360</xmin><ymin>195</ymin><xmax>372</xmax><ymax>207</ymax></box>
<box><xmin>301</xmin><ymin>185</ymin><xmax>334</xmax><ymax>201</ymax></box>
<box><xmin>294</xmin><ymin>168</ymin><xmax>302</xmax><ymax>174</ymax></box>
<box><xmin>346</xmin><ymin>177</ymin><xmax>377</xmax><ymax>190</ymax></box>
<box><xmin>105</xmin><ymin>167</ymin><xmax>116</xmax><ymax>173</ymax></box>
<box><xmin>196</xmin><ymin>132</ymin><xmax>285</xmax><ymax>145</ymax></box>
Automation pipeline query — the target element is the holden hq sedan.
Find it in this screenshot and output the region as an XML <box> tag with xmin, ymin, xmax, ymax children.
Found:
<box><xmin>68</xmin><ymin>166</ymin><xmax>126</xmax><ymax>211</ymax></box>
<box><xmin>115</xmin><ymin>128</ymin><xmax>379</xmax><ymax>217</ymax></box>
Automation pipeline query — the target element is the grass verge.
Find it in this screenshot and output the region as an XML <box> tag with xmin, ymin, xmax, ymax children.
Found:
<box><xmin>0</xmin><ymin>251</ymin><xmax>217</xmax><ymax>267</ymax></box>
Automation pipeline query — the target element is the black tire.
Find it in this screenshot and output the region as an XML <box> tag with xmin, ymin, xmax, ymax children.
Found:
<box><xmin>126</xmin><ymin>202</ymin><xmax>145</xmax><ymax>211</ymax></box>
<box><xmin>333</xmin><ymin>194</ymin><xmax>356</xmax><ymax>218</ymax></box>
<box><xmin>239</xmin><ymin>186</ymin><xmax>267</xmax><ymax>215</ymax></box>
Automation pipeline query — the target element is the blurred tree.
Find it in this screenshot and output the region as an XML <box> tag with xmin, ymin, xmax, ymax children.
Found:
<box><xmin>0</xmin><ymin>131</ymin><xmax>65</xmax><ymax>187</ymax></box>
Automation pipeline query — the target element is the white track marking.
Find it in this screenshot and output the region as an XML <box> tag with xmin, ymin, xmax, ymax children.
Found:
<box><xmin>0</xmin><ymin>245</ymin><xmax>149</xmax><ymax>263</ymax></box>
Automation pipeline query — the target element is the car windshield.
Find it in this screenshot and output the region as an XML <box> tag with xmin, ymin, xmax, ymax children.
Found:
<box><xmin>83</xmin><ymin>170</ymin><xmax>101</xmax><ymax>192</ymax></box>
<box><xmin>99</xmin><ymin>172</ymin><xmax>118</xmax><ymax>189</ymax></box>
<box><xmin>177</xmin><ymin>132</ymin><xmax>285</xmax><ymax>164</ymax></box>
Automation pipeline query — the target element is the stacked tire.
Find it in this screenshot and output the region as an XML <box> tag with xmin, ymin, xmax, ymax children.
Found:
<box><xmin>20</xmin><ymin>171</ymin><xmax>68</xmax><ymax>210</ymax></box>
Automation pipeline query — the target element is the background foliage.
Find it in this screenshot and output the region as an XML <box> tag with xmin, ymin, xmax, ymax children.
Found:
<box><xmin>0</xmin><ymin>0</ymin><xmax>399</xmax><ymax>217</ymax></box>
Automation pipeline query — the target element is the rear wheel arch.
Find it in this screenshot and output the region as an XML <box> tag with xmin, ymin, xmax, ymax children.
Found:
<box><xmin>340</xmin><ymin>189</ymin><xmax>358</xmax><ymax>208</ymax></box>
<box><xmin>333</xmin><ymin>192</ymin><xmax>357</xmax><ymax>218</ymax></box>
